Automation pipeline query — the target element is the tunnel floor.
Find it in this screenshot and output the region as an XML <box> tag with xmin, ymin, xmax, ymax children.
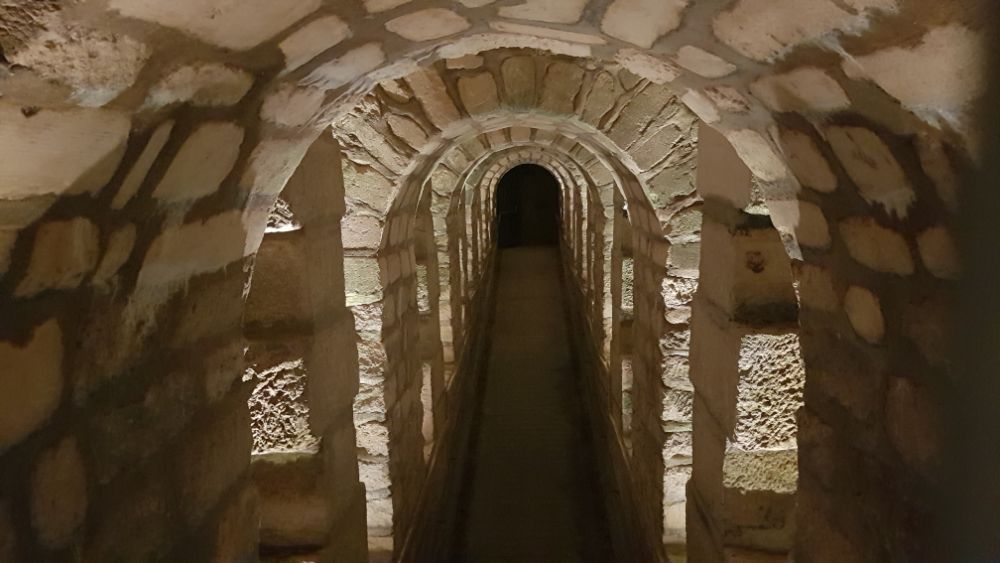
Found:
<box><xmin>455</xmin><ymin>246</ymin><xmax>616</xmax><ymax>562</ymax></box>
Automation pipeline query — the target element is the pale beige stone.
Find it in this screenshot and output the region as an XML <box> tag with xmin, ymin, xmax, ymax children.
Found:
<box><xmin>499</xmin><ymin>0</ymin><xmax>588</xmax><ymax>24</ymax></box>
<box><xmin>844</xmin><ymin>286</ymin><xmax>884</xmax><ymax>344</ymax></box>
<box><xmin>713</xmin><ymin>0</ymin><xmax>896</xmax><ymax>61</ymax></box>
<box><xmin>137</xmin><ymin>211</ymin><xmax>246</xmax><ymax>286</ymax></box>
<box><xmin>31</xmin><ymin>438</ymin><xmax>87</xmax><ymax>548</ymax></box>
<box><xmin>304</xmin><ymin>43</ymin><xmax>386</xmax><ymax>91</ymax></box>
<box><xmin>153</xmin><ymin>122</ymin><xmax>244</xmax><ymax>202</ymax></box>
<box><xmin>697</xmin><ymin>124</ymin><xmax>753</xmax><ymax>209</ymax></box>
<box><xmin>675</xmin><ymin>46</ymin><xmax>736</xmax><ymax>78</ymax></box>
<box><xmin>364</xmin><ymin>0</ymin><xmax>410</xmax><ymax>12</ymax></box>
<box><xmin>113</xmin><ymin>121</ymin><xmax>174</xmax><ymax>209</ymax></box>
<box><xmin>458</xmin><ymin>73</ymin><xmax>500</xmax><ymax>115</ymax></box>
<box><xmin>680</xmin><ymin>89</ymin><xmax>720</xmax><ymax>124</ymax></box>
<box><xmin>387</xmin><ymin>115</ymin><xmax>429</xmax><ymax>150</ymax></box>
<box><xmin>9</xmin><ymin>21</ymin><xmax>149</xmax><ymax>107</ymax></box>
<box><xmin>489</xmin><ymin>21</ymin><xmax>606</xmax><ymax>45</ymax></box>
<box><xmin>778</xmin><ymin>128</ymin><xmax>837</xmax><ymax>193</ymax></box>
<box><xmin>0</xmin><ymin>103</ymin><xmax>130</xmax><ymax>199</ymax></box>
<box><xmin>93</xmin><ymin>224</ymin><xmax>137</xmax><ymax>286</ymax></box>
<box><xmin>917</xmin><ymin>226</ymin><xmax>960</xmax><ymax>280</ymax></box>
<box><xmin>704</xmin><ymin>86</ymin><xmax>750</xmax><ymax>113</ymax></box>
<box><xmin>16</xmin><ymin>218</ymin><xmax>99</xmax><ymax>297</ymax></box>
<box><xmin>825</xmin><ymin>126</ymin><xmax>914</xmax><ymax>218</ymax></box>
<box><xmin>750</xmin><ymin>67</ymin><xmax>850</xmax><ymax>112</ymax></box>
<box><xmin>145</xmin><ymin>64</ymin><xmax>253</xmax><ymax>109</ymax></box>
<box><xmin>260</xmin><ymin>86</ymin><xmax>326</xmax><ymax>129</ymax></box>
<box><xmin>796</xmin><ymin>263</ymin><xmax>838</xmax><ymax>312</ymax></box>
<box><xmin>385</xmin><ymin>9</ymin><xmax>470</xmax><ymax>42</ymax></box>
<box><xmin>405</xmin><ymin>69</ymin><xmax>463</xmax><ymax>130</ymax></box>
<box><xmin>844</xmin><ymin>25</ymin><xmax>983</xmax><ymax>113</ymax></box>
<box><xmin>540</xmin><ymin>62</ymin><xmax>585</xmax><ymax>114</ymax></box>
<box><xmin>615</xmin><ymin>49</ymin><xmax>680</xmax><ymax>85</ymax></box>
<box><xmin>725</xmin><ymin>129</ymin><xmax>788</xmax><ymax>182</ymax></box>
<box><xmin>109</xmin><ymin>0</ymin><xmax>320</xmax><ymax>50</ymax></box>
<box><xmin>0</xmin><ymin>320</ymin><xmax>62</xmax><ymax>450</ymax></box>
<box><xmin>839</xmin><ymin>217</ymin><xmax>914</xmax><ymax>275</ymax></box>
<box><xmin>280</xmin><ymin>15</ymin><xmax>352</xmax><ymax>74</ymax></box>
<box><xmin>602</xmin><ymin>0</ymin><xmax>689</xmax><ymax>48</ymax></box>
<box><xmin>458</xmin><ymin>0</ymin><xmax>495</xmax><ymax>5</ymax></box>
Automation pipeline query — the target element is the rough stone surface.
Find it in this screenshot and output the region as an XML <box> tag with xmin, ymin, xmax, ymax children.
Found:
<box><xmin>838</xmin><ymin>217</ymin><xmax>914</xmax><ymax>275</ymax></box>
<box><xmin>844</xmin><ymin>286</ymin><xmax>884</xmax><ymax>344</ymax></box>
<box><xmin>602</xmin><ymin>0</ymin><xmax>689</xmax><ymax>49</ymax></box>
<box><xmin>825</xmin><ymin>126</ymin><xmax>913</xmax><ymax>218</ymax></box>
<box><xmin>734</xmin><ymin>334</ymin><xmax>805</xmax><ymax>451</ymax></box>
<box><xmin>280</xmin><ymin>15</ymin><xmax>352</xmax><ymax>74</ymax></box>
<box><xmin>751</xmin><ymin>67</ymin><xmax>849</xmax><ymax>113</ymax></box>
<box><xmin>385</xmin><ymin>9</ymin><xmax>470</xmax><ymax>42</ymax></box>
<box><xmin>145</xmin><ymin>63</ymin><xmax>253</xmax><ymax>109</ymax></box>
<box><xmin>916</xmin><ymin>226</ymin><xmax>960</xmax><ymax>280</ymax></box>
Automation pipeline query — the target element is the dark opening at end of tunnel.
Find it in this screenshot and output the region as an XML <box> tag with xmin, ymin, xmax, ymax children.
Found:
<box><xmin>496</xmin><ymin>163</ymin><xmax>561</xmax><ymax>248</ymax></box>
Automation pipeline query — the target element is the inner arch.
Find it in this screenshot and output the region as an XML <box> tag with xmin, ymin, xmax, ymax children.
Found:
<box><xmin>496</xmin><ymin>163</ymin><xmax>561</xmax><ymax>248</ymax></box>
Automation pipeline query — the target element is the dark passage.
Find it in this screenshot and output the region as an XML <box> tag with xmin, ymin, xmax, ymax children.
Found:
<box><xmin>496</xmin><ymin>164</ymin><xmax>560</xmax><ymax>248</ymax></box>
<box><xmin>454</xmin><ymin>166</ymin><xmax>615</xmax><ymax>561</ymax></box>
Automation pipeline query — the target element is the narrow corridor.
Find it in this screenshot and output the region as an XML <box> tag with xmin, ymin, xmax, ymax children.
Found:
<box><xmin>455</xmin><ymin>246</ymin><xmax>616</xmax><ymax>562</ymax></box>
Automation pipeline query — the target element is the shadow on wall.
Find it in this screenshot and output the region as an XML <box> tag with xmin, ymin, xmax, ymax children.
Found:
<box><xmin>496</xmin><ymin>164</ymin><xmax>560</xmax><ymax>248</ymax></box>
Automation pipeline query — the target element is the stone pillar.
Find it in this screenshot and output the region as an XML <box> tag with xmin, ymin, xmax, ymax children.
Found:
<box><xmin>244</xmin><ymin>134</ymin><xmax>367</xmax><ymax>562</ymax></box>
<box><xmin>688</xmin><ymin>125</ymin><xmax>803</xmax><ymax>561</ymax></box>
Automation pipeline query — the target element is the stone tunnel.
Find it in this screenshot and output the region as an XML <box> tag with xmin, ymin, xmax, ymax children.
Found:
<box><xmin>0</xmin><ymin>0</ymin><xmax>998</xmax><ymax>561</ymax></box>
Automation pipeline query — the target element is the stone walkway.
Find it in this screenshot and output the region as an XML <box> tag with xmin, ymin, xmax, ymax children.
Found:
<box><xmin>456</xmin><ymin>246</ymin><xmax>616</xmax><ymax>562</ymax></box>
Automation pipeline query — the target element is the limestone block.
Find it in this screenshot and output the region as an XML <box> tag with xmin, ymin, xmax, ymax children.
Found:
<box><xmin>580</xmin><ymin>72</ymin><xmax>621</xmax><ymax>125</ymax></box>
<box><xmin>345</xmin><ymin>258</ymin><xmax>384</xmax><ymax>306</ymax></box>
<box><xmin>261</xmin><ymin>86</ymin><xmax>326</xmax><ymax>129</ymax></box>
<box><xmin>0</xmin><ymin>320</ymin><xmax>62</xmax><ymax>451</ymax></box>
<box><xmin>713</xmin><ymin>0</ymin><xmax>896</xmax><ymax>62</ymax></box>
<box><xmin>751</xmin><ymin>67</ymin><xmax>849</xmax><ymax>113</ymax></box>
<box><xmin>344</xmin><ymin>162</ymin><xmax>393</xmax><ymax>213</ymax></box>
<box><xmin>92</xmin><ymin>223</ymin><xmax>136</xmax><ymax>287</ymax></box>
<box><xmin>31</xmin><ymin>437</ymin><xmax>86</xmax><ymax>548</ymax></box>
<box><xmin>146</xmin><ymin>61</ymin><xmax>253</xmax><ymax>108</ymax></box>
<box><xmin>0</xmin><ymin>103</ymin><xmax>130</xmax><ymax>199</ymax></box>
<box><xmin>838</xmin><ymin>217</ymin><xmax>914</xmax><ymax>275</ymax></box>
<box><xmin>447</xmin><ymin>55</ymin><xmax>484</xmax><ymax>70</ymax></box>
<box><xmin>458</xmin><ymin>73</ymin><xmax>500</xmax><ymax>115</ymax></box>
<box><xmin>405</xmin><ymin>69</ymin><xmax>462</xmax><ymax>130</ymax></box>
<box><xmin>387</xmin><ymin>114</ymin><xmax>429</xmax><ymax>150</ymax></box>
<box><xmin>9</xmin><ymin>21</ymin><xmax>149</xmax><ymax>107</ymax></box>
<box><xmin>489</xmin><ymin>21</ymin><xmax>606</xmax><ymax>45</ymax></box>
<box><xmin>364</xmin><ymin>0</ymin><xmax>411</xmax><ymax>13</ymax></box>
<box><xmin>601</xmin><ymin>0</ymin><xmax>689</xmax><ymax>49</ymax></box>
<box><xmin>540</xmin><ymin>62</ymin><xmax>584</xmax><ymax>115</ymax></box>
<box><xmin>676</xmin><ymin>46</ymin><xmax>736</xmax><ymax>79</ymax></box>
<box><xmin>844</xmin><ymin>286</ymin><xmax>884</xmax><ymax>344</ymax></box>
<box><xmin>254</xmin><ymin>453</ymin><xmax>331</xmax><ymax>546</ymax></box>
<box><xmin>916</xmin><ymin>226</ymin><xmax>960</xmax><ymax>280</ymax></box>
<box><xmin>607</xmin><ymin>84</ymin><xmax>674</xmax><ymax>149</ymax></box>
<box><xmin>385</xmin><ymin>9</ymin><xmax>470</xmax><ymax>42</ymax></box>
<box><xmin>178</xmin><ymin>396</ymin><xmax>252</xmax><ymax>524</ymax></box>
<box><xmin>724</xmin><ymin>129</ymin><xmax>788</xmax><ymax>183</ymax></box>
<box><xmin>304</xmin><ymin>43</ymin><xmax>386</xmax><ymax>91</ymax></box>
<box><xmin>113</xmin><ymin>121</ymin><xmax>174</xmax><ymax>209</ymax></box>
<box><xmin>137</xmin><ymin>211</ymin><xmax>246</xmax><ymax>287</ymax></box>
<box><xmin>825</xmin><ymin>126</ymin><xmax>913</xmax><ymax>218</ymax></box>
<box><xmin>697</xmin><ymin>124</ymin><xmax>753</xmax><ymax>208</ymax></box>
<box><xmin>734</xmin><ymin>334</ymin><xmax>805</xmax><ymax>450</ymax></box>
<box><xmin>778</xmin><ymin>128</ymin><xmax>837</xmax><ymax>193</ymax></box>
<box><xmin>499</xmin><ymin>0</ymin><xmax>588</xmax><ymax>24</ymax></box>
<box><xmin>844</xmin><ymin>25</ymin><xmax>983</xmax><ymax>114</ymax></box>
<box><xmin>615</xmin><ymin>49</ymin><xmax>680</xmax><ymax>85</ymax></box>
<box><xmin>680</xmin><ymin>89</ymin><xmax>720</xmax><ymax>124</ymax></box>
<box><xmin>342</xmin><ymin>214</ymin><xmax>383</xmax><ymax>251</ymax></box>
<box><xmin>307</xmin><ymin>316</ymin><xmax>363</xmax><ymax>433</ymax></box>
<box><xmin>501</xmin><ymin>56</ymin><xmax>536</xmax><ymax>107</ymax></box>
<box><xmin>16</xmin><ymin>217</ymin><xmax>99</xmax><ymax>297</ymax></box>
<box><xmin>722</xmin><ymin>450</ymin><xmax>798</xmax><ymax>494</ymax></box>
<box><xmin>109</xmin><ymin>0</ymin><xmax>320</xmax><ymax>51</ymax></box>
<box><xmin>152</xmin><ymin>122</ymin><xmax>244</xmax><ymax>202</ymax></box>
<box><xmin>245</xmin><ymin>234</ymin><xmax>311</xmax><ymax>327</ymax></box>
<box><xmin>280</xmin><ymin>15</ymin><xmax>352</xmax><ymax>74</ymax></box>
<box><xmin>704</xmin><ymin>86</ymin><xmax>751</xmax><ymax>114</ymax></box>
